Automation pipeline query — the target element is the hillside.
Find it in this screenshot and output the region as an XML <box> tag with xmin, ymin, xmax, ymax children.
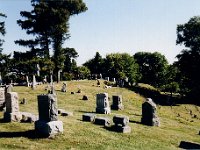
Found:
<box><xmin>0</xmin><ymin>80</ymin><xmax>200</xmax><ymax>150</ymax></box>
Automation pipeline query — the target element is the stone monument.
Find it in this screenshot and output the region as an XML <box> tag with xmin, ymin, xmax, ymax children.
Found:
<box><xmin>113</xmin><ymin>115</ymin><xmax>131</xmax><ymax>133</ymax></box>
<box><xmin>61</xmin><ymin>82</ymin><xmax>67</xmax><ymax>92</ymax></box>
<box><xmin>141</xmin><ymin>98</ymin><xmax>160</xmax><ymax>126</ymax></box>
<box><xmin>35</xmin><ymin>94</ymin><xmax>63</xmax><ymax>136</ymax></box>
<box><xmin>4</xmin><ymin>92</ymin><xmax>22</xmax><ymax>122</ymax></box>
<box><xmin>0</xmin><ymin>87</ymin><xmax>5</xmax><ymax>110</ymax></box>
<box><xmin>111</xmin><ymin>95</ymin><xmax>124</xmax><ymax>110</ymax></box>
<box><xmin>96</xmin><ymin>93</ymin><xmax>111</xmax><ymax>114</ymax></box>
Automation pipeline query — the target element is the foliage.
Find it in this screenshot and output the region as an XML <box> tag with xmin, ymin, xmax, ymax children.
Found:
<box><xmin>76</xmin><ymin>66</ymin><xmax>90</xmax><ymax>79</ymax></box>
<box><xmin>134</xmin><ymin>52</ymin><xmax>168</xmax><ymax>88</ymax></box>
<box><xmin>176</xmin><ymin>16</ymin><xmax>200</xmax><ymax>102</ymax></box>
<box><xmin>0</xmin><ymin>12</ymin><xmax>6</xmax><ymax>52</ymax></box>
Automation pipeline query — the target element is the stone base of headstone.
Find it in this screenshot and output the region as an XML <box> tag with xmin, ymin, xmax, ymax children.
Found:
<box><xmin>21</xmin><ymin>112</ymin><xmax>38</xmax><ymax>123</ymax></box>
<box><xmin>113</xmin><ymin>125</ymin><xmax>131</xmax><ymax>133</ymax></box>
<box><xmin>82</xmin><ymin>113</ymin><xmax>96</xmax><ymax>122</ymax></box>
<box><xmin>111</xmin><ymin>105</ymin><xmax>124</xmax><ymax>110</ymax></box>
<box><xmin>141</xmin><ymin>117</ymin><xmax>160</xmax><ymax>126</ymax></box>
<box><xmin>61</xmin><ymin>111</ymin><xmax>73</xmax><ymax>116</ymax></box>
<box><xmin>96</xmin><ymin>107</ymin><xmax>111</xmax><ymax>114</ymax></box>
<box><xmin>4</xmin><ymin>112</ymin><xmax>22</xmax><ymax>122</ymax></box>
<box><xmin>35</xmin><ymin>120</ymin><xmax>63</xmax><ymax>136</ymax></box>
<box><xmin>94</xmin><ymin>117</ymin><xmax>111</xmax><ymax>126</ymax></box>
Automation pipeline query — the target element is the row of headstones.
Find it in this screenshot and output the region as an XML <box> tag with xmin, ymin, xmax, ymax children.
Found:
<box><xmin>95</xmin><ymin>93</ymin><xmax>160</xmax><ymax>127</ymax></box>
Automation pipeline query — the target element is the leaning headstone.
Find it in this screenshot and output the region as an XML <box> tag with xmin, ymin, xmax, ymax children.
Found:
<box><xmin>94</xmin><ymin>117</ymin><xmax>111</xmax><ymax>126</ymax></box>
<box><xmin>96</xmin><ymin>93</ymin><xmax>111</xmax><ymax>114</ymax></box>
<box><xmin>111</xmin><ymin>95</ymin><xmax>124</xmax><ymax>110</ymax></box>
<box><xmin>82</xmin><ymin>113</ymin><xmax>96</xmax><ymax>122</ymax></box>
<box><xmin>35</xmin><ymin>94</ymin><xmax>63</xmax><ymax>137</ymax></box>
<box><xmin>61</xmin><ymin>82</ymin><xmax>67</xmax><ymax>92</ymax></box>
<box><xmin>113</xmin><ymin>115</ymin><xmax>131</xmax><ymax>133</ymax></box>
<box><xmin>0</xmin><ymin>87</ymin><xmax>5</xmax><ymax>110</ymax></box>
<box><xmin>4</xmin><ymin>92</ymin><xmax>22</xmax><ymax>122</ymax></box>
<box><xmin>141</xmin><ymin>98</ymin><xmax>160</xmax><ymax>126</ymax></box>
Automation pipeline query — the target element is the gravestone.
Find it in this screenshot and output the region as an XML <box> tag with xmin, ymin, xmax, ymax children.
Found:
<box><xmin>111</xmin><ymin>95</ymin><xmax>124</xmax><ymax>110</ymax></box>
<box><xmin>96</xmin><ymin>93</ymin><xmax>111</xmax><ymax>114</ymax></box>
<box><xmin>0</xmin><ymin>87</ymin><xmax>5</xmax><ymax>110</ymax></box>
<box><xmin>4</xmin><ymin>92</ymin><xmax>22</xmax><ymax>122</ymax></box>
<box><xmin>26</xmin><ymin>76</ymin><xmax>29</xmax><ymax>87</ymax></box>
<box><xmin>113</xmin><ymin>115</ymin><xmax>131</xmax><ymax>133</ymax></box>
<box><xmin>94</xmin><ymin>117</ymin><xmax>111</xmax><ymax>126</ymax></box>
<box><xmin>61</xmin><ymin>83</ymin><xmax>67</xmax><ymax>92</ymax></box>
<box><xmin>141</xmin><ymin>98</ymin><xmax>160</xmax><ymax>126</ymax></box>
<box><xmin>35</xmin><ymin>94</ymin><xmax>63</xmax><ymax>136</ymax></box>
<box><xmin>105</xmin><ymin>77</ymin><xmax>109</xmax><ymax>81</ymax></box>
<box><xmin>32</xmin><ymin>75</ymin><xmax>36</xmax><ymax>90</ymax></box>
<box><xmin>82</xmin><ymin>113</ymin><xmax>96</xmax><ymax>122</ymax></box>
<box><xmin>112</xmin><ymin>78</ymin><xmax>116</xmax><ymax>82</ymax></box>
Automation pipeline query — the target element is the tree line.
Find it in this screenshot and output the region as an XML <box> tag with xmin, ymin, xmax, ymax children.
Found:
<box><xmin>0</xmin><ymin>1</ymin><xmax>200</xmax><ymax>104</ymax></box>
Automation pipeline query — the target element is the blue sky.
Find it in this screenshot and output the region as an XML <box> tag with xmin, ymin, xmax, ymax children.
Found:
<box><xmin>1</xmin><ymin>0</ymin><xmax>200</xmax><ymax>65</ymax></box>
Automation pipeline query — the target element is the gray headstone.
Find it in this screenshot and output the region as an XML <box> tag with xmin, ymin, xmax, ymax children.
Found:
<box><xmin>61</xmin><ymin>83</ymin><xmax>67</xmax><ymax>92</ymax></box>
<box><xmin>32</xmin><ymin>75</ymin><xmax>36</xmax><ymax>90</ymax></box>
<box><xmin>5</xmin><ymin>92</ymin><xmax>19</xmax><ymax>113</ymax></box>
<box><xmin>112</xmin><ymin>115</ymin><xmax>131</xmax><ymax>133</ymax></box>
<box><xmin>82</xmin><ymin>113</ymin><xmax>96</xmax><ymax>122</ymax></box>
<box><xmin>0</xmin><ymin>87</ymin><xmax>5</xmax><ymax>109</ymax></box>
<box><xmin>96</xmin><ymin>93</ymin><xmax>111</xmax><ymax>114</ymax></box>
<box><xmin>141</xmin><ymin>98</ymin><xmax>160</xmax><ymax>126</ymax></box>
<box><xmin>94</xmin><ymin>117</ymin><xmax>111</xmax><ymax>126</ymax></box>
<box><xmin>37</xmin><ymin>94</ymin><xmax>58</xmax><ymax>122</ymax></box>
<box><xmin>105</xmin><ymin>77</ymin><xmax>109</xmax><ymax>81</ymax></box>
<box><xmin>111</xmin><ymin>95</ymin><xmax>124</xmax><ymax>110</ymax></box>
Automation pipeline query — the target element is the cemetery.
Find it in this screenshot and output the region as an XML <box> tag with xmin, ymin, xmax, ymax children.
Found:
<box><xmin>0</xmin><ymin>79</ymin><xmax>200</xmax><ymax>149</ymax></box>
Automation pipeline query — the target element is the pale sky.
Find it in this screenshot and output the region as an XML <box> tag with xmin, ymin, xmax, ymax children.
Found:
<box><xmin>1</xmin><ymin>0</ymin><xmax>200</xmax><ymax>65</ymax></box>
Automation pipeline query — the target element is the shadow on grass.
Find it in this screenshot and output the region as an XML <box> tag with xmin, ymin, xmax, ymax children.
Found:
<box><xmin>0</xmin><ymin>130</ymin><xmax>49</xmax><ymax>139</ymax></box>
<box><xmin>179</xmin><ymin>141</ymin><xmax>200</xmax><ymax>149</ymax></box>
<box><xmin>78</xmin><ymin>110</ymin><xmax>96</xmax><ymax>113</ymax></box>
<box><xmin>129</xmin><ymin>120</ymin><xmax>141</xmax><ymax>124</ymax></box>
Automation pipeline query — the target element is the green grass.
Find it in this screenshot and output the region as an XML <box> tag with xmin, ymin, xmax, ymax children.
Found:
<box><xmin>0</xmin><ymin>80</ymin><xmax>200</xmax><ymax>150</ymax></box>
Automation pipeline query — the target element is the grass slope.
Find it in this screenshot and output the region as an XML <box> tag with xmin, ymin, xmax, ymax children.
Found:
<box><xmin>0</xmin><ymin>80</ymin><xmax>200</xmax><ymax>150</ymax></box>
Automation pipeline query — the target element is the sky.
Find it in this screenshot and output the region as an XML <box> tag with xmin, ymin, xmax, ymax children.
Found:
<box><xmin>1</xmin><ymin>0</ymin><xmax>200</xmax><ymax>65</ymax></box>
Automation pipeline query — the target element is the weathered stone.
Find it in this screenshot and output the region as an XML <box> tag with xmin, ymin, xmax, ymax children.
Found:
<box><xmin>5</xmin><ymin>92</ymin><xmax>19</xmax><ymax>113</ymax></box>
<box><xmin>82</xmin><ymin>95</ymin><xmax>88</xmax><ymax>100</ymax></box>
<box><xmin>82</xmin><ymin>113</ymin><xmax>96</xmax><ymax>122</ymax></box>
<box><xmin>94</xmin><ymin>117</ymin><xmax>111</xmax><ymax>126</ymax></box>
<box><xmin>105</xmin><ymin>77</ymin><xmax>109</xmax><ymax>81</ymax></box>
<box><xmin>61</xmin><ymin>111</ymin><xmax>73</xmax><ymax>116</ymax></box>
<box><xmin>32</xmin><ymin>75</ymin><xmax>37</xmax><ymax>90</ymax></box>
<box><xmin>61</xmin><ymin>83</ymin><xmax>67</xmax><ymax>92</ymax></box>
<box><xmin>37</xmin><ymin>94</ymin><xmax>58</xmax><ymax>122</ymax></box>
<box><xmin>141</xmin><ymin>98</ymin><xmax>160</xmax><ymax>126</ymax></box>
<box><xmin>113</xmin><ymin>115</ymin><xmax>129</xmax><ymax>127</ymax></box>
<box><xmin>111</xmin><ymin>95</ymin><xmax>124</xmax><ymax>110</ymax></box>
<box><xmin>5</xmin><ymin>84</ymin><xmax>13</xmax><ymax>93</ymax></box>
<box><xmin>113</xmin><ymin>125</ymin><xmax>131</xmax><ymax>133</ymax></box>
<box><xmin>4</xmin><ymin>112</ymin><xmax>22</xmax><ymax>122</ymax></box>
<box><xmin>35</xmin><ymin>120</ymin><xmax>63</xmax><ymax>136</ymax></box>
<box><xmin>96</xmin><ymin>93</ymin><xmax>111</xmax><ymax>114</ymax></box>
<box><xmin>21</xmin><ymin>112</ymin><xmax>38</xmax><ymax>123</ymax></box>
<box><xmin>0</xmin><ymin>87</ymin><xmax>5</xmax><ymax>110</ymax></box>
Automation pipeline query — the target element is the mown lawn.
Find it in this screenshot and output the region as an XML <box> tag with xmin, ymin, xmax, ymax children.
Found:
<box><xmin>0</xmin><ymin>80</ymin><xmax>200</xmax><ymax>150</ymax></box>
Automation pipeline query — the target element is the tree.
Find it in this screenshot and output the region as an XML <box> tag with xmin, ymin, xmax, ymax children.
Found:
<box><xmin>134</xmin><ymin>52</ymin><xmax>168</xmax><ymax>88</ymax></box>
<box><xmin>83</xmin><ymin>52</ymin><xmax>104</xmax><ymax>75</ymax></box>
<box><xmin>16</xmin><ymin>0</ymin><xmax>87</xmax><ymax>81</ymax></box>
<box><xmin>176</xmin><ymin>16</ymin><xmax>200</xmax><ymax>102</ymax></box>
<box><xmin>103</xmin><ymin>53</ymin><xmax>140</xmax><ymax>85</ymax></box>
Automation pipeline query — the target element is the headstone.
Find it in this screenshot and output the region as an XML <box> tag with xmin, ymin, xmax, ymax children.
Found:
<box><xmin>4</xmin><ymin>92</ymin><xmax>22</xmax><ymax>122</ymax></box>
<box><xmin>21</xmin><ymin>112</ymin><xmax>38</xmax><ymax>123</ymax></box>
<box><xmin>94</xmin><ymin>117</ymin><xmax>111</xmax><ymax>126</ymax></box>
<box><xmin>0</xmin><ymin>87</ymin><xmax>5</xmax><ymax>110</ymax></box>
<box><xmin>99</xmin><ymin>73</ymin><xmax>102</xmax><ymax>79</ymax></box>
<box><xmin>82</xmin><ymin>95</ymin><xmax>88</xmax><ymax>100</ymax></box>
<box><xmin>105</xmin><ymin>77</ymin><xmax>109</xmax><ymax>81</ymax></box>
<box><xmin>112</xmin><ymin>78</ymin><xmax>116</xmax><ymax>82</ymax></box>
<box><xmin>26</xmin><ymin>76</ymin><xmax>30</xmax><ymax>87</ymax></box>
<box><xmin>35</xmin><ymin>94</ymin><xmax>63</xmax><ymax>137</ymax></box>
<box><xmin>57</xmin><ymin>69</ymin><xmax>62</xmax><ymax>83</ymax></box>
<box><xmin>96</xmin><ymin>93</ymin><xmax>111</xmax><ymax>114</ymax></box>
<box><xmin>32</xmin><ymin>75</ymin><xmax>36</xmax><ymax>90</ymax></box>
<box><xmin>141</xmin><ymin>98</ymin><xmax>160</xmax><ymax>126</ymax></box>
<box><xmin>36</xmin><ymin>64</ymin><xmax>40</xmax><ymax>76</ymax></box>
<box><xmin>111</xmin><ymin>95</ymin><xmax>124</xmax><ymax>110</ymax></box>
<box><xmin>112</xmin><ymin>115</ymin><xmax>131</xmax><ymax>133</ymax></box>
<box><xmin>61</xmin><ymin>82</ymin><xmax>67</xmax><ymax>92</ymax></box>
<box><xmin>82</xmin><ymin>113</ymin><xmax>96</xmax><ymax>122</ymax></box>
<box><xmin>50</xmin><ymin>74</ymin><xmax>53</xmax><ymax>86</ymax></box>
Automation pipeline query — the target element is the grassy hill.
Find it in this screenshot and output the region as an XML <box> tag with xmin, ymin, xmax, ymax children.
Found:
<box><xmin>0</xmin><ymin>80</ymin><xmax>200</xmax><ymax>150</ymax></box>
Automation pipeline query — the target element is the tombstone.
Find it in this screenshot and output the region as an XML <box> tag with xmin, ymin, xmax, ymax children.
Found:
<box><xmin>0</xmin><ymin>87</ymin><xmax>5</xmax><ymax>110</ymax></box>
<box><xmin>48</xmin><ymin>85</ymin><xmax>56</xmax><ymax>95</ymax></box>
<box><xmin>82</xmin><ymin>113</ymin><xmax>96</xmax><ymax>122</ymax></box>
<box><xmin>35</xmin><ymin>94</ymin><xmax>63</xmax><ymax>137</ymax></box>
<box><xmin>61</xmin><ymin>82</ymin><xmax>67</xmax><ymax>92</ymax></box>
<box><xmin>4</xmin><ymin>92</ymin><xmax>22</xmax><ymax>122</ymax></box>
<box><xmin>50</xmin><ymin>74</ymin><xmax>53</xmax><ymax>86</ymax></box>
<box><xmin>94</xmin><ymin>117</ymin><xmax>111</xmax><ymax>127</ymax></box>
<box><xmin>105</xmin><ymin>77</ymin><xmax>109</xmax><ymax>81</ymax></box>
<box><xmin>96</xmin><ymin>93</ymin><xmax>111</xmax><ymax>114</ymax></box>
<box><xmin>26</xmin><ymin>76</ymin><xmax>30</xmax><ymax>87</ymax></box>
<box><xmin>141</xmin><ymin>98</ymin><xmax>160</xmax><ymax>126</ymax></box>
<box><xmin>82</xmin><ymin>95</ymin><xmax>88</xmax><ymax>100</ymax></box>
<box><xmin>21</xmin><ymin>112</ymin><xmax>38</xmax><ymax>123</ymax></box>
<box><xmin>99</xmin><ymin>73</ymin><xmax>102</xmax><ymax>79</ymax></box>
<box><xmin>36</xmin><ymin>64</ymin><xmax>40</xmax><ymax>76</ymax></box>
<box><xmin>57</xmin><ymin>69</ymin><xmax>62</xmax><ymax>83</ymax></box>
<box><xmin>5</xmin><ymin>84</ymin><xmax>13</xmax><ymax>93</ymax></box>
<box><xmin>32</xmin><ymin>75</ymin><xmax>36</xmax><ymax>90</ymax></box>
<box><xmin>111</xmin><ymin>95</ymin><xmax>124</xmax><ymax>110</ymax></box>
<box><xmin>112</xmin><ymin>115</ymin><xmax>131</xmax><ymax>133</ymax></box>
<box><xmin>112</xmin><ymin>78</ymin><xmax>116</xmax><ymax>83</ymax></box>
